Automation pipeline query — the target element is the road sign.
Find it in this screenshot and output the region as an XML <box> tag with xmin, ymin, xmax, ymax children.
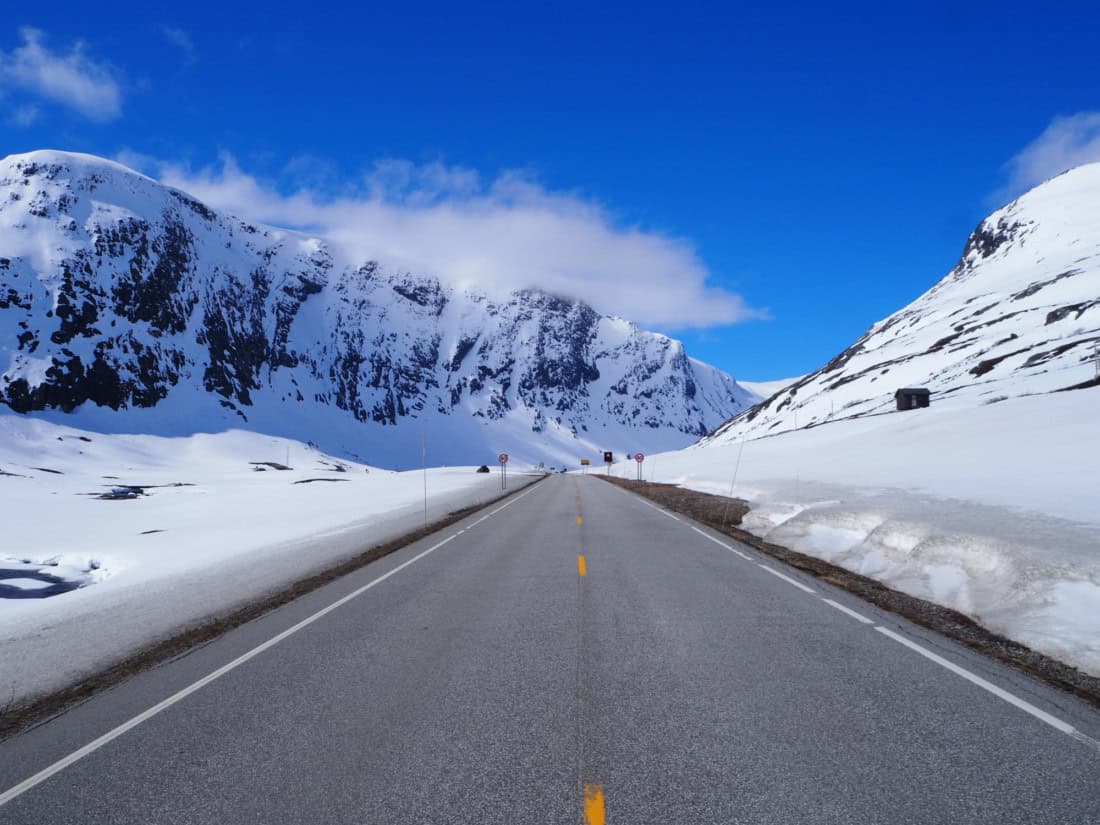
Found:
<box><xmin>580</xmin><ymin>459</ymin><xmax>590</xmax><ymax>466</ymax></box>
<box><xmin>498</xmin><ymin>453</ymin><xmax>509</xmax><ymax>465</ymax></box>
<box><xmin>603</xmin><ymin>451</ymin><xmax>613</xmax><ymax>463</ymax></box>
<box><xmin>635</xmin><ymin>452</ymin><xmax>645</xmax><ymax>463</ymax></box>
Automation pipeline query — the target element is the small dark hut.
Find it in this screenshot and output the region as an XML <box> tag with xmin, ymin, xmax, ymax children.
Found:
<box><xmin>895</xmin><ymin>387</ymin><xmax>931</xmax><ymax>411</ymax></box>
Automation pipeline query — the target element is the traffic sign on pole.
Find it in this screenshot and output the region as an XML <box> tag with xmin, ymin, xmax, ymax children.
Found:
<box><xmin>498</xmin><ymin>453</ymin><xmax>508</xmax><ymax>489</ymax></box>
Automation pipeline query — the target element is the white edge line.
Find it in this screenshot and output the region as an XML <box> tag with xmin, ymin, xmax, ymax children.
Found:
<box><xmin>689</xmin><ymin>525</ymin><xmax>751</xmax><ymax>560</ymax></box>
<box><xmin>0</xmin><ymin>482</ymin><xmax>543</xmax><ymax>809</ymax></box>
<box><xmin>0</xmin><ymin>533</ymin><xmax>456</xmax><ymax>806</ymax></box>
<box><xmin>638</xmin><ymin>498</ymin><xmax>675</xmax><ymax>518</ymax></box>
<box><xmin>689</xmin><ymin>525</ymin><xmax>727</xmax><ymax>547</ymax></box>
<box><xmin>607</xmin><ymin>480</ymin><xmax>1100</xmax><ymax>752</ymax></box>
<box><xmin>821</xmin><ymin>598</ymin><xmax>874</xmax><ymax>624</ymax></box>
<box><xmin>874</xmin><ymin>626</ymin><xmax>1077</xmax><ymax>736</ymax></box>
<box><xmin>757</xmin><ymin>564</ymin><xmax>817</xmax><ymax>594</ymax></box>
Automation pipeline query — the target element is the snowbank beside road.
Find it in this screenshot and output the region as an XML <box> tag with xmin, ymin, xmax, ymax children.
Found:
<box><xmin>0</xmin><ymin>414</ymin><xmax>538</xmax><ymax>709</ymax></box>
<box><xmin>623</xmin><ymin>388</ymin><xmax>1100</xmax><ymax>676</ymax></box>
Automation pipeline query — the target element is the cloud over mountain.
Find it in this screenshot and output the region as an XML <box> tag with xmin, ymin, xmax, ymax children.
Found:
<box><xmin>992</xmin><ymin>111</ymin><xmax>1100</xmax><ymax>206</ymax></box>
<box><xmin>120</xmin><ymin>152</ymin><xmax>764</xmax><ymax>330</ymax></box>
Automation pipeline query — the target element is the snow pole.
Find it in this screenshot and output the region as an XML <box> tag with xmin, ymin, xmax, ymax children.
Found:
<box><xmin>721</xmin><ymin>437</ymin><xmax>747</xmax><ymax>526</ymax></box>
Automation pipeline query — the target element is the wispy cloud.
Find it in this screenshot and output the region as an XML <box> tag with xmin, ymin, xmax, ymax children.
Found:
<box><xmin>124</xmin><ymin>153</ymin><xmax>764</xmax><ymax>330</ymax></box>
<box><xmin>6</xmin><ymin>102</ymin><xmax>39</xmax><ymax>127</ymax></box>
<box><xmin>0</xmin><ymin>27</ymin><xmax>122</xmax><ymax>121</ymax></box>
<box><xmin>160</xmin><ymin>26</ymin><xmax>196</xmax><ymax>65</ymax></box>
<box><xmin>991</xmin><ymin>112</ymin><xmax>1100</xmax><ymax>206</ymax></box>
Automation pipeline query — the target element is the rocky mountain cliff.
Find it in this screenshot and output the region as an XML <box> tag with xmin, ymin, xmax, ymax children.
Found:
<box><xmin>0</xmin><ymin>151</ymin><xmax>755</xmax><ymax>468</ymax></box>
<box><xmin>704</xmin><ymin>163</ymin><xmax>1100</xmax><ymax>446</ymax></box>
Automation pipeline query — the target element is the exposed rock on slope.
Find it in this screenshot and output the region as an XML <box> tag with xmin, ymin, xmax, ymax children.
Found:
<box><xmin>705</xmin><ymin>163</ymin><xmax>1100</xmax><ymax>444</ymax></box>
<box><xmin>0</xmin><ymin>151</ymin><xmax>754</xmax><ymax>467</ymax></box>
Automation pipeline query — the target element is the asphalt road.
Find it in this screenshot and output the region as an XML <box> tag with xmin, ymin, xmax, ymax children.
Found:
<box><xmin>2</xmin><ymin>474</ymin><xmax>1099</xmax><ymax>824</ymax></box>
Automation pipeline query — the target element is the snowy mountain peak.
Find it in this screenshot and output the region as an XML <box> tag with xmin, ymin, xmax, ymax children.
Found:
<box><xmin>0</xmin><ymin>150</ymin><xmax>755</xmax><ymax>468</ymax></box>
<box><xmin>705</xmin><ymin>162</ymin><xmax>1100</xmax><ymax>444</ymax></box>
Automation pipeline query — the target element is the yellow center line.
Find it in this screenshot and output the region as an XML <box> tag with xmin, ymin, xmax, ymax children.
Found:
<box><xmin>578</xmin><ymin>555</ymin><xmax>587</xmax><ymax>577</ymax></box>
<box><xmin>584</xmin><ymin>783</ymin><xmax>605</xmax><ymax>825</ymax></box>
<box><xmin>577</xmin><ymin>516</ymin><xmax>583</xmax><ymax>525</ymax></box>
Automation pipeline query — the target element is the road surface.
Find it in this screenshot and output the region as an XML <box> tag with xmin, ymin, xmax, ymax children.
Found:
<box><xmin>1</xmin><ymin>475</ymin><xmax>1098</xmax><ymax>823</ymax></box>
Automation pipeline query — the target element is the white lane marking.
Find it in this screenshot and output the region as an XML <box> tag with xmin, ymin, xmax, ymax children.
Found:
<box><xmin>689</xmin><ymin>525</ymin><xmax>752</xmax><ymax>560</ymax></box>
<box><xmin>821</xmin><ymin>598</ymin><xmax>874</xmax><ymax>624</ymax></box>
<box><xmin>0</xmin><ymin>533</ymin><xmax>458</xmax><ymax>807</ymax></box>
<box><xmin>611</xmin><ymin>480</ymin><xmax>1100</xmax><ymax>751</ymax></box>
<box><xmin>757</xmin><ymin>564</ymin><xmax>817</xmax><ymax>594</ymax></box>
<box><xmin>874</xmin><ymin>626</ymin><xmax>1080</xmax><ymax>737</ymax></box>
<box><xmin>0</xmin><ymin>483</ymin><xmax>545</xmax><ymax>809</ymax></box>
<box><xmin>488</xmin><ymin>483</ymin><xmax>538</xmax><ymax>515</ymax></box>
<box><xmin>637</xmin><ymin>498</ymin><xmax>681</xmax><ymax>521</ymax></box>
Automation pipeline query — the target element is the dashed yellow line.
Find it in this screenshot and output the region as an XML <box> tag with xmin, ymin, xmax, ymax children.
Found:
<box><xmin>577</xmin><ymin>516</ymin><xmax>584</xmax><ymax>525</ymax></box>
<box><xmin>578</xmin><ymin>555</ymin><xmax>587</xmax><ymax>577</ymax></box>
<box><xmin>584</xmin><ymin>783</ymin><xmax>605</xmax><ymax>825</ymax></box>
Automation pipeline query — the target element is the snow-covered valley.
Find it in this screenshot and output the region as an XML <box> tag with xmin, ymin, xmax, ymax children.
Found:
<box><xmin>1</xmin><ymin>149</ymin><xmax>1097</xmax><ymax>707</ymax></box>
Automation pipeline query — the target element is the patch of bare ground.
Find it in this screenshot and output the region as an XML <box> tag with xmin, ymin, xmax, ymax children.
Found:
<box><xmin>601</xmin><ymin>476</ymin><xmax>1100</xmax><ymax>711</ymax></box>
<box><xmin>0</xmin><ymin>476</ymin><xmax>546</xmax><ymax>741</ymax></box>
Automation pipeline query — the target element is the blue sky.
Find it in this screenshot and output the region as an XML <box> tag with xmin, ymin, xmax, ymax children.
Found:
<box><xmin>2</xmin><ymin>1</ymin><xmax>1100</xmax><ymax>380</ymax></box>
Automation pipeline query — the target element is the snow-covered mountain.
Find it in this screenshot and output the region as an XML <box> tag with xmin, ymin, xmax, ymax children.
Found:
<box><xmin>705</xmin><ymin>163</ymin><xmax>1100</xmax><ymax>444</ymax></box>
<box><xmin>0</xmin><ymin>150</ymin><xmax>754</xmax><ymax>468</ymax></box>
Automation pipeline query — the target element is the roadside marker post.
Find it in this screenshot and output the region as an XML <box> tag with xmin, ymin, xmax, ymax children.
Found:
<box><xmin>634</xmin><ymin>452</ymin><xmax>645</xmax><ymax>481</ymax></box>
<box><xmin>498</xmin><ymin>452</ymin><xmax>509</xmax><ymax>490</ymax></box>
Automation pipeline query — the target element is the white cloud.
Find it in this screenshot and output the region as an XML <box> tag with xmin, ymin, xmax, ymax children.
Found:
<box><xmin>993</xmin><ymin>112</ymin><xmax>1100</xmax><ymax>205</ymax></box>
<box><xmin>139</xmin><ymin>153</ymin><xmax>764</xmax><ymax>329</ymax></box>
<box><xmin>160</xmin><ymin>26</ymin><xmax>196</xmax><ymax>64</ymax></box>
<box><xmin>0</xmin><ymin>27</ymin><xmax>122</xmax><ymax>121</ymax></box>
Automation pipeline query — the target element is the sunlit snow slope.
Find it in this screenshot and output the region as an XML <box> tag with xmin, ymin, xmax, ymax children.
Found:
<box><xmin>0</xmin><ymin>150</ymin><xmax>754</xmax><ymax>469</ymax></box>
<box><xmin>706</xmin><ymin>163</ymin><xmax>1100</xmax><ymax>443</ymax></box>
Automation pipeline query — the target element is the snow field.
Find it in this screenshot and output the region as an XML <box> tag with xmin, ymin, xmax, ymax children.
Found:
<box><xmin>0</xmin><ymin>414</ymin><xmax>539</xmax><ymax>708</ymax></box>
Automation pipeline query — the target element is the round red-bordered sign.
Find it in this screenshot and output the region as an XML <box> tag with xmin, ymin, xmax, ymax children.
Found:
<box><xmin>634</xmin><ymin>452</ymin><xmax>645</xmax><ymax>463</ymax></box>
<box><xmin>498</xmin><ymin>453</ymin><xmax>509</xmax><ymax>464</ymax></box>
